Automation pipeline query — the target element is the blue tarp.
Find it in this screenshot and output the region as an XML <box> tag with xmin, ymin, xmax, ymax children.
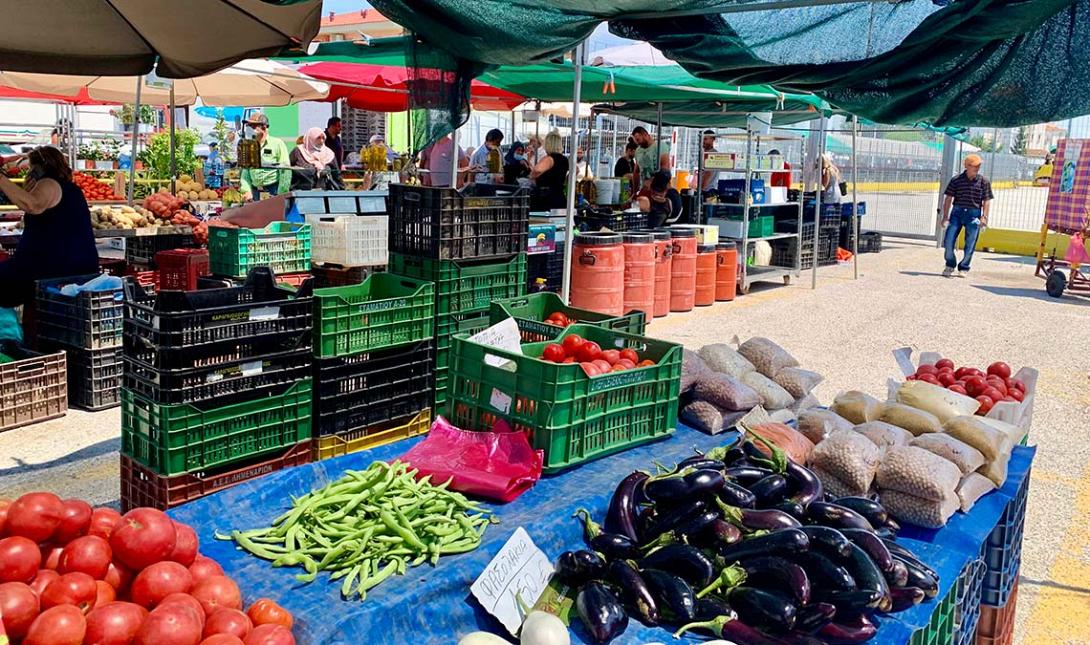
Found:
<box><xmin>169</xmin><ymin>426</ymin><xmax>1035</xmax><ymax>645</ymax></box>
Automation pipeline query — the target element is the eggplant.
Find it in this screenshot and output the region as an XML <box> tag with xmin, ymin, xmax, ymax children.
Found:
<box><xmin>898</xmin><ymin>557</ymin><xmax>939</xmax><ymax>598</ymax></box>
<box><xmin>590</xmin><ymin>533</ymin><xmax>639</xmax><ymax>561</ymax></box>
<box><xmin>800</xmin><ymin>526</ymin><xmax>853</xmax><ymax>560</ymax></box>
<box><xmin>770</xmin><ymin>500</ymin><xmax>807</xmax><ymax>521</ymax></box>
<box><xmin>725</xmin><ymin>465</ymin><xmax>774</xmax><ymax>486</ymax></box>
<box><xmin>605</xmin><ymin>471</ymin><xmax>647</xmax><ymax>543</ymax></box>
<box><xmin>815</xmin><ymin>589</ymin><xmax>885</xmax><ymax>614</ymax></box>
<box><xmin>640</xmin><ymin>545</ymin><xmax>715</xmax><ymax>588</ymax></box>
<box><xmin>882</xmin><ymin>539</ymin><xmax>937</xmax><ymax>579</ymax></box>
<box><xmin>795</xmin><ymin>602</ymin><xmax>837</xmax><ymax>634</ymax></box>
<box><xmin>605</xmin><ymin>560</ymin><xmax>659</xmax><ymax>625</ymax></box>
<box><xmin>889</xmin><ymin>586</ymin><xmax>925</xmax><ymax>611</ymax></box>
<box><xmin>576</xmin><ymin>581</ymin><xmax>629</xmax><ymax>643</ymax></box>
<box><xmin>874</xmin><ymin>526</ymin><xmax>898</xmax><ymax>541</ymax></box>
<box><xmin>641</xmin><ymin>568</ymin><xmax>696</xmax><ymax>622</ymax></box>
<box><xmin>884</xmin><ymin>558</ymin><xmax>909</xmax><ymax>588</ymax></box>
<box><xmin>806</xmin><ymin>502</ymin><xmax>876</xmax><ymax>532</ymax></box>
<box><xmin>720</xmin><ymin>446</ymin><xmax>749</xmax><ymax>465</ymax></box>
<box><xmin>641</xmin><ymin>499</ymin><xmax>705</xmax><ymax>544</ymax></box>
<box><xmin>751</xmin><ymin>474</ymin><xmax>789</xmax><ymax>507</ymax></box>
<box><xmin>818</xmin><ymin>617</ymin><xmax>877</xmax><ymax>644</ymax></box>
<box><xmin>694</xmin><ymin>596</ymin><xmax>734</xmax><ymax>621</ymax></box>
<box><xmin>672</xmin><ymin>510</ymin><xmax>720</xmax><ymax>539</ymax></box>
<box><xmin>833</xmin><ymin>497</ymin><xmax>888</xmax><ymax>527</ymax></box>
<box><xmin>882</xmin><ymin>517</ymin><xmax>901</xmax><ymax>532</ymax></box>
<box><xmin>739</xmin><ymin>556</ymin><xmax>811</xmax><ymax>605</ymax></box>
<box><xmin>718</xmin><ymin>481</ymin><xmax>758</xmax><ymax>508</ymax></box>
<box><xmin>843</xmin><ymin>543</ymin><xmax>892</xmax><ymax>611</ymax></box>
<box><xmin>555</xmin><ymin>550</ymin><xmax>606</xmax><ymax>584</ymax></box>
<box><xmin>637</xmin><ymin>506</ymin><xmax>657</xmax><ymax>539</ymax></box>
<box><xmin>677</xmin><ymin>456</ymin><xmax>727</xmax><ymax>472</ymax></box>
<box><xmin>717</xmin><ymin>528</ymin><xmax>810</xmax><ymax>563</ymax></box>
<box><xmin>743</xmin><ymin>440</ymin><xmax>773</xmax><ymax>462</ymax></box>
<box><xmin>718</xmin><ymin>500</ymin><xmax>802</xmax><ymax>532</ymax></box>
<box><xmin>673</xmin><ymin>614</ymin><xmax>787</xmax><ymax>645</ymax></box>
<box><xmin>840</xmin><ymin>528</ymin><xmax>894</xmax><ymax>573</ymax></box>
<box><xmin>728</xmin><ymin>586</ymin><xmax>797</xmax><ymax>633</ymax></box>
<box><xmin>699</xmin><ymin>519</ymin><xmax>743</xmax><ymax>548</ymax></box>
<box><xmin>645</xmin><ymin>468</ymin><xmax>725</xmax><ymax>502</ymax></box>
<box><xmin>793</xmin><ymin>552</ymin><xmax>856</xmax><ymax>593</ymax></box>
<box><xmin>786</xmin><ymin>460</ymin><xmax>824</xmax><ymax>507</ymax></box>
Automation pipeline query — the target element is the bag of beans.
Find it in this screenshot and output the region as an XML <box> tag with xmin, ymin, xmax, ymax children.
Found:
<box><xmin>682</xmin><ymin>349</ymin><xmax>712</xmax><ymax>393</ymax></box>
<box><xmin>742</xmin><ymin>371</ymin><xmax>795</xmax><ymax>410</ymax></box>
<box><xmin>879</xmin><ymin>403</ymin><xmax>943</xmax><ymax>436</ymax></box>
<box><xmin>832</xmin><ymin>390</ymin><xmax>887</xmax><ymax>424</ymax></box>
<box><xmin>880</xmin><ymin>488</ymin><xmax>959</xmax><ymax>529</ymax></box>
<box><xmin>693</xmin><ymin>373</ymin><xmax>761</xmax><ymax>411</ymax></box>
<box><xmin>956</xmin><ymin>472</ymin><xmax>997</xmax><ymax>512</ymax></box>
<box><xmin>812</xmin><ymin>466</ymin><xmax>871</xmax><ymax>498</ymax></box>
<box><xmin>774</xmin><ymin>367</ymin><xmax>824</xmax><ymax>399</ymax></box>
<box><xmin>681</xmin><ymin>400</ymin><xmax>725</xmax><ymax>434</ymax></box>
<box><xmin>798</xmin><ymin>409</ymin><xmax>854</xmax><ymax>444</ymax></box>
<box><xmin>876</xmin><ymin>446</ymin><xmax>961</xmax><ymax>502</ymax></box>
<box><xmin>854</xmin><ymin>421</ymin><xmax>913</xmax><ymax>452</ymax></box>
<box><xmin>911</xmin><ymin>433</ymin><xmax>986</xmax><ymax>475</ymax></box>
<box><xmin>698</xmin><ymin>343</ymin><xmax>755</xmax><ymax>378</ymax></box>
<box><xmin>791</xmin><ymin>393</ymin><xmax>822</xmax><ymax>414</ymax></box>
<box><xmin>808</xmin><ymin>430</ymin><xmax>882</xmax><ymax>495</ymax></box>
<box><xmin>769</xmin><ymin>408</ymin><xmax>798</xmax><ymax>426</ymax></box>
<box><xmin>943</xmin><ymin>416</ymin><xmax>1014</xmax><ymax>486</ymax></box>
<box><xmin>738</xmin><ymin>337</ymin><xmax>799</xmax><ymax>378</ymax></box>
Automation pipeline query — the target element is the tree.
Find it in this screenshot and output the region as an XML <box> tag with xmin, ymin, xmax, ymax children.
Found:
<box><xmin>1011</xmin><ymin>126</ymin><xmax>1028</xmax><ymax>155</ymax></box>
<box><xmin>969</xmin><ymin>134</ymin><xmax>995</xmax><ymax>153</ymax></box>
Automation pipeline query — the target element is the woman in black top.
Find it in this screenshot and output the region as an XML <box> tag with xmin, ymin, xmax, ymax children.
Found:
<box><xmin>0</xmin><ymin>147</ymin><xmax>98</xmax><ymax>308</ymax></box>
<box><xmin>530</xmin><ymin>131</ymin><xmax>570</xmax><ymax>210</ymax></box>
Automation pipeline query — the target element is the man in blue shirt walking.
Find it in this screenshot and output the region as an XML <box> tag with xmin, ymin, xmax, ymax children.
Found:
<box><xmin>940</xmin><ymin>154</ymin><xmax>993</xmax><ymax>277</ymax></box>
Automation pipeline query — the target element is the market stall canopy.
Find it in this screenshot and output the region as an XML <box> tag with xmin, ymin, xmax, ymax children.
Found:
<box><xmin>0</xmin><ymin>86</ymin><xmax>109</xmax><ymax>106</ymax></box>
<box><xmin>366</xmin><ymin>0</ymin><xmax>1090</xmax><ymax>127</ymax></box>
<box><xmin>0</xmin><ymin>60</ymin><xmax>329</xmax><ymax>107</ymax></box>
<box><xmin>0</xmin><ymin>0</ymin><xmax>323</xmax><ymax>78</ymax></box>
<box><xmin>590</xmin><ymin>42</ymin><xmax>672</xmax><ymax>67</ymax></box>
<box><xmin>594</xmin><ymin>99</ymin><xmax>822</xmax><ymax>129</ymax></box>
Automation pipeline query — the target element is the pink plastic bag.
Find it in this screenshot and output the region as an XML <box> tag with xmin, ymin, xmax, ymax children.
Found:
<box><xmin>1064</xmin><ymin>231</ymin><xmax>1090</xmax><ymax>265</ymax></box>
<box><xmin>400</xmin><ymin>416</ymin><xmax>544</xmax><ymax>502</ymax></box>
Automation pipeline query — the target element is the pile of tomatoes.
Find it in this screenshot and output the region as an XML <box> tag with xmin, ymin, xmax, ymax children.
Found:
<box><xmin>543</xmin><ymin>311</ymin><xmax>577</xmax><ymax>328</ymax></box>
<box><xmin>906</xmin><ymin>360</ymin><xmax>1026</xmax><ymax>416</ymax></box>
<box><xmin>539</xmin><ymin>333</ymin><xmax>656</xmax><ymax>377</ymax></box>
<box><xmin>72</xmin><ymin>173</ymin><xmax>124</xmax><ymax>202</ymax></box>
<box><xmin>0</xmin><ymin>492</ymin><xmax>295</xmax><ymax>645</ymax></box>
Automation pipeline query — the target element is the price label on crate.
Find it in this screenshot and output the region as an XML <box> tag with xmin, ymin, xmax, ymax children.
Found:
<box><xmin>470</xmin><ymin>527</ymin><xmax>555</xmax><ymax>637</ymax></box>
<box><xmin>249</xmin><ymin>306</ymin><xmax>280</xmax><ymax>322</ymax></box>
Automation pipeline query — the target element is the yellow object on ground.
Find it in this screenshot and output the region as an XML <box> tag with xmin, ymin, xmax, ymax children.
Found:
<box><xmin>956</xmin><ymin>227</ymin><xmax>1071</xmax><ymax>258</ymax></box>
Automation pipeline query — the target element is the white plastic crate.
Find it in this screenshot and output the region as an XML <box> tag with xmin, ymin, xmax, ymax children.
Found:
<box><xmin>307</xmin><ymin>214</ymin><xmax>388</xmax><ymax>267</ymax></box>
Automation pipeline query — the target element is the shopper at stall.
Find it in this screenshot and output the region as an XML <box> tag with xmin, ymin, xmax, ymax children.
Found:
<box><xmin>289</xmin><ymin>127</ymin><xmax>343</xmax><ymax>190</ymax></box>
<box><xmin>529</xmin><ymin>131</ymin><xmax>569</xmax><ymax>210</ymax></box>
<box><xmin>695</xmin><ymin>129</ymin><xmax>719</xmax><ymax>193</ymax></box>
<box><xmin>940</xmin><ymin>153</ymin><xmax>993</xmax><ymax>277</ymax></box>
<box><xmin>527</xmin><ymin>135</ymin><xmax>547</xmax><ymax>165</ymax></box>
<box><xmin>469</xmin><ymin>128</ymin><xmax>505</xmax><ymax>184</ymax></box>
<box><xmin>420</xmin><ymin>135</ymin><xmax>467</xmax><ymax>187</ymax></box>
<box><xmin>325</xmin><ymin>116</ymin><xmax>344</xmax><ymax>169</ymax></box>
<box><xmin>638</xmin><ymin>170</ymin><xmax>684</xmax><ymax>228</ymax></box>
<box><xmin>632</xmin><ymin>125</ymin><xmax>672</xmax><ymax>189</ymax></box>
<box><xmin>614</xmin><ymin>141</ymin><xmax>637</xmax><ymax>180</ymax></box>
<box><xmin>238</xmin><ymin>112</ymin><xmax>290</xmax><ymax>200</ymax></box>
<box><xmin>503</xmin><ymin>141</ymin><xmax>531</xmax><ymax>185</ymax></box>
<box><xmin>203</xmin><ymin>142</ymin><xmax>224</xmax><ymax>189</ymax></box>
<box><xmin>0</xmin><ymin>146</ymin><xmax>98</xmax><ymax>308</ymax></box>
<box><xmin>575</xmin><ymin>147</ymin><xmax>589</xmax><ymax>178</ymax></box>
<box><xmin>819</xmin><ymin>153</ymin><xmax>843</xmax><ymax>205</ymax></box>
<box><xmin>768</xmin><ymin>148</ymin><xmax>792</xmax><ymax>187</ymax></box>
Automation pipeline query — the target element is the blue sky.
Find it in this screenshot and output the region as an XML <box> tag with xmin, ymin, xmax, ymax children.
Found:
<box><xmin>323</xmin><ymin>0</ymin><xmax>369</xmax><ymax>12</ymax></box>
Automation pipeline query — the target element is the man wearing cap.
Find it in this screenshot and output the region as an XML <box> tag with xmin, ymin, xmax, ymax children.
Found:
<box><xmin>239</xmin><ymin>112</ymin><xmax>290</xmax><ymax>201</ymax></box>
<box><xmin>940</xmin><ymin>154</ymin><xmax>993</xmax><ymax>277</ymax></box>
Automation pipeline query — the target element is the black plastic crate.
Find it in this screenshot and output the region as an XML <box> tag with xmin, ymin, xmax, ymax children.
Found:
<box><xmin>527</xmin><ymin>242</ymin><xmax>564</xmax><ymax>293</ymax></box>
<box><xmin>770</xmin><ymin>238</ymin><xmax>810</xmax><ymax>270</ymax></box>
<box><xmin>37</xmin><ymin>274</ymin><xmax>125</xmax><ymax>350</ymax></box>
<box><xmin>859</xmin><ymin>231</ymin><xmax>883</xmax><ymax>253</ymax></box>
<box><xmin>123</xmin><ymin>348</ymin><xmax>312</xmax><ymax>406</ymax></box>
<box><xmin>61</xmin><ymin>345</ymin><xmax>122</xmax><ymax>411</ymax></box>
<box><xmin>122</xmin><ymin>268</ymin><xmax>313</xmax><ymax>364</ymax></box>
<box><xmin>310</xmin><ymin>264</ymin><xmax>385</xmax><ymax>289</ymax></box>
<box><xmin>839</xmin><ymin>215</ymin><xmax>862</xmax><ymax>250</ymax></box>
<box><xmin>125</xmin><ymin>233</ymin><xmax>196</xmax><ymax>268</ymax></box>
<box><xmin>313</xmin><ymin>340</ymin><xmax>433</xmax><ymax>436</ymax></box>
<box><xmin>818</xmin><ymin>231</ymin><xmax>838</xmax><ymax>266</ymax></box>
<box><xmin>387</xmin><ymin>183</ymin><xmax>530</xmax><ymax>261</ymax></box>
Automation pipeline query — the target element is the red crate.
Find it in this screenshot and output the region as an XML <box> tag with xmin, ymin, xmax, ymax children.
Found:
<box><xmin>275</xmin><ymin>272</ymin><xmax>312</xmax><ymax>287</ymax></box>
<box><xmin>156</xmin><ymin>249</ymin><xmax>210</xmax><ymax>291</ymax></box>
<box><xmin>124</xmin><ymin>266</ymin><xmax>158</xmax><ymax>293</ymax></box>
<box><xmin>976</xmin><ymin>578</ymin><xmax>1018</xmax><ymax>645</ymax></box>
<box><xmin>120</xmin><ymin>440</ymin><xmax>312</xmax><ymax>511</ymax></box>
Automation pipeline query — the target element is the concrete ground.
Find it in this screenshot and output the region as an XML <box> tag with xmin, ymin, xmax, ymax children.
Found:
<box><xmin>2</xmin><ymin>239</ymin><xmax>1088</xmax><ymax>643</ymax></box>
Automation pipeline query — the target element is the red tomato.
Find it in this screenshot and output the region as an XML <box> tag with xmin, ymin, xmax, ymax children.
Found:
<box><xmin>132</xmin><ymin>562</ymin><xmax>194</xmax><ymax>609</ymax></box>
<box><xmin>30</xmin><ymin>569</ymin><xmax>59</xmax><ymax>596</ymax></box>
<box><xmin>591</xmin><ymin>359</ymin><xmax>611</xmax><ymax>373</ymax></box>
<box><xmin>610</xmin><ymin>364</ymin><xmax>627</xmax><ymax>372</ymax></box>
<box><xmin>169</xmin><ymin>523</ymin><xmax>199</xmax><ymax>568</ymax></box>
<box><xmin>0</xmin><ymin>498</ymin><xmax>11</xmax><ymax>536</ymax></box>
<box><xmin>58</xmin><ymin>535</ymin><xmax>112</xmax><ymax>580</ymax></box>
<box><xmin>1009</xmin><ymin>378</ymin><xmax>1027</xmax><ymax>393</ymax></box>
<box><xmin>954</xmin><ymin>367</ymin><xmax>975</xmax><ymax>380</ymax></box>
<box><xmin>975</xmin><ymin>395</ymin><xmax>994</xmax><ymax>415</ymax></box>
<box><xmin>0</xmin><ymin>581</ymin><xmax>40</xmax><ymax>640</ymax></box>
<box><xmin>947</xmin><ymin>384</ymin><xmax>969</xmax><ymax>396</ymax></box>
<box><xmin>85</xmin><ymin>601</ymin><xmax>149</xmax><ymax>645</ymax></box>
<box><xmin>244</xmin><ymin>623</ymin><xmax>295</xmax><ymax>645</ymax></box>
<box><xmin>103</xmin><ymin>562</ymin><xmax>132</xmax><ymax>593</ymax></box>
<box><xmin>575</xmin><ymin>341</ymin><xmax>602</xmax><ymax>363</ymax></box>
<box><xmin>986</xmin><ymin>362</ymin><xmax>1012</xmax><ymax>379</ymax></box>
<box><xmin>915</xmin><ymin>364</ymin><xmax>938</xmax><ymax>376</ymax></box>
<box><xmin>1008</xmin><ymin>388</ymin><xmax>1024</xmax><ymax>402</ymax></box>
<box><xmin>982</xmin><ymin>387</ymin><xmax>1004</xmax><ymax>403</ymax></box>
<box><xmin>619</xmin><ymin>348</ymin><xmax>639</xmax><ymax>364</ymax></box>
<box><xmin>561</xmin><ymin>356</ymin><xmax>576</xmax><ymax>364</ymax></box>
<box><xmin>0</xmin><ymin>536</ymin><xmax>41</xmax><ymax>583</ymax></box>
<box><xmin>246</xmin><ymin>599</ymin><xmax>293</xmax><ymax>630</ymax></box>
<box><xmin>541</xmin><ymin>344</ymin><xmax>566</xmax><ymax>363</ymax></box>
<box><xmin>905</xmin><ymin>375</ymin><xmax>917</xmax><ymax>381</ymax></box>
<box><xmin>42</xmin><ymin>545</ymin><xmax>63</xmax><ymax>570</ymax></box>
<box><xmin>24</xmin><ymin>604</ymin><xmax>87</xmax><ymax>645</ymax></box>
<box><xmin>53</xmin><ymin>500</ymin><xmax>93</xmax><ymax>545</ymax></box>
<box><xmin>561</xmin><ymin>334</ymin><xmax>585</xmax><ymax>356</ymax></box>
<box><xmin>204</xmin><ymin>608</ymin><xmax>252</xmax><ymax>639</ymax></box>
<box><xmin>986</xmin><ymin>378</ymin><xmax>1007</xmax><ymax>396</ymax></box>
<box><xmin>963</xmin><ymin>376</ymin><xmax>986</xmax><ymax>397</ymax></box>
<box><xmin>188</xmin><ymin>557</ymin><xmax>225</xmax><ymax>585</ymax></box>
<box><xmin>936</xmin><ymin>366</ymin><xmax>954</xmax><ymax>375</ymax></box>
<box><xmin>616</xmin><ymin>359</ymin><xmax>636</xmax><ymax>369</ymax></box>
<box><xmin>110</xmin><ymin>508</ymin><xmax>177</xmax><ymax>571</ymax></box>
<box><xmin>87</xmin><ymin>508</ymin><xmax>122</xmax><ymax>541</ymax></box>
<box><xmin>580</xmin><ymin>362</ymin><xmax>602</xmax><ymax>377</ymax></box>
<box><xmin>159</xmin><ymin>593</ymin><xmax>207</xmax><ymax>628</ymax></box>
<box><xmin>95</xmin><ymin>580</ymin><xmax>116</xmax><ymax>606</ymax></box>
<box><xmin>6</xmin><ymin>493</ymin><xmax>64</xmax><ymax>543</ymax></box>
<box><xmin>191</xmin><ymin>576</ymin><xmax>241</xmax><ymax>616</ymax></box>
<box><xmin>41</xmin><ymin>572</ymin><xmax>97</xmax><ymax>614</ymax></box>
<box><xmin>937</xmin><ymin>372</ymin><xmax>956</xmax><ymax>387</ymax></box>
<box><xmin>203</xmin><ymin>635</ymin><xmax>245</xmax><ymax>645</ymax></box>
<box><xmin>935</xmin><ymin>358</ymin><xmax>955</xmax><ymax>370</ymax></box>
<box><xmin>637</xmin><ymin>359</ymin><xmax>656</xmax><ymax>367</ymax></box>
<box><xmin>917</xmin><ymin>373</ymin><xmax>940</xmax><ymax>385</ymax></box>
<box><xmin>136</xmin><ymin>605</ymin><xmax>203</xmax><ymax>645</ymax></box>
<box><xmin>600</xmin><ymin>349</ymin><xmax>621</xmax><ymax>365</ymax></box>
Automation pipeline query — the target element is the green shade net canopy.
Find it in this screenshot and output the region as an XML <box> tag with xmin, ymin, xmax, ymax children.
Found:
<box><xmin>593</xmin><ymin>99</ymin><xmax>823</xmax><ymax>129</ymax></box>
<box><xmin>366</xmin><ymin>0</ymin><xmax>1090</xmax><ymax>127</ymax></box>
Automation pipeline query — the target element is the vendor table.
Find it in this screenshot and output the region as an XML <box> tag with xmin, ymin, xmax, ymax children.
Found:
<box><xmin>171</xmin><ymin>425</ymin><xmax>1034</xmax><ymax>645</ymax></box>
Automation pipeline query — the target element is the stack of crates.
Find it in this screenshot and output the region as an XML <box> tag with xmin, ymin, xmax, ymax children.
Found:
<box><xmin>311</xmin><ymin>273</ymin><xmax>435</xmax><ymax>459</ymax></box>
<box><xmin>386</xmin><ymin>184</ymin><xmax>530</xmax><ymax>412</ymax></box>
<box><xmin>208</xmin><ymin>221</ymin><xmax>312</xmax><ymax>280</ymax></box>
<box><xmin>975</xmin><ymin>468</ymin><xmax>1030</xmax><ymax>644</ymax></box>
<box><xmin>36</xmin><ymin>273</ymin><xmax>125</xmax><ymax>410</ymax></box>
<box><xmin>124</xmin><ymin>231</ymin><xmax>198</xmax><ymax>293</ymax></box>
<box><xmin>527</xmin><ymin>241</ymin><xmax>564</xmax><ymax>294</ymax></box>
<box><xmin>118</xmin><ymin>268</ymin><xmax>315</xmax><ymax>511</ymax></box>
<box><xmin>0</xmin><ymin>342</ymin><xmax>67</xmax><ymax>432</ymax></box>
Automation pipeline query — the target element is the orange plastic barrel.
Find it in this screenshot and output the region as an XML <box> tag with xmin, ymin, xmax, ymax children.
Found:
<box><xmin>669</xmin><ymin>227</ymin><xmax>698</xmax><ymax>312</ymax></box>
<box><xmin>570</xmin><ymin>232</ymin><xmax>626</xmax><ymax>316</ymax></box>
<box><xmin>715</xmin><ymin>241</ymin><xmax>738</xmax><ymax>301</ymax></box>
<box><xmin>650</xmin><ymin>229</ymin><xmax>673</xmax><ymax>318</ymax></box>
<box><xmin>695</xmin><ymin>244</ymin><xmax>718</xmax><ymax>306</ymax></box>
<box><xmin>622</xmin><ymin>232</ymin><xmax>656</xmax><ymax>319</ymax></box>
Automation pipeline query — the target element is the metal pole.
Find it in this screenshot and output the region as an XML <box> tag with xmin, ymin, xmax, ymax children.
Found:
<box><xmin>696</xmin><ymin>128</ymin><xmax>705</xmax><ymax>195</ymax></box>
<box><xmin>127</xmin><ymin>77</ymin><xmax>142</xmax><ymax>205</ymax></box>
<box><xmin>585</xmin><ymin>109</ymin><xmax>595</xmax><ymax>179</ymax></box>
<box><xmin>655</xmin><ymin>102</ymin><xmax>663</xmax><ymax>178</ymax></box>
<box><xmin>851</xmin><ymin>115</ymin><xmax>859</xmax><ymax>280</ymax></box>
<box><xmin>169</xmin><ymin>84</ymin><xmax>176</xmax><ymax>195</ymax></box>
<box><xmin>450</xmin><ymin>127</ymin><xmax>459</xmax><ymax>188</ymax></box>
<box><xmin>812</xmin><ymin>116</ymin><xmax>826</xmax><ymax>290</ymax></box>
<box><xmin>987</xmin><ymin>127</ymin><xmax>999</xmax><ymax>180</ymax></box>
<box><xmin>938</xmin><ymin>133</ymin><xmax>958</xmax><ymax>247</ymax></box>
<box><xmin>611</xmin><ymin>115</ymin><xmax>619</xmax><ymax>172</ymax></box>
<box><xmin>561</xmin><ymin>42</ymin><xmax>586</xmax><ymax>303</ymax></box>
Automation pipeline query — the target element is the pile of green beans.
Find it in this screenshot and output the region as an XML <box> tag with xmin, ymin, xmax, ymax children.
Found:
<box><xmin>217</xmin><ymin>460</ymin><xmax>495</xmax><ymax>601</ymax></box>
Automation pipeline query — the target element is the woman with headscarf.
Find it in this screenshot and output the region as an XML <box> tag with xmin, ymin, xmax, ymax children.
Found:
<box><xmin>289</xmin><ymin>127</ymin><xmax>343</xmax><ymax>190</ymax></box>
<box><xmin>503</xmin><ymin>141</ymin><xmax>531</xmax><ymax>185</ymax></box>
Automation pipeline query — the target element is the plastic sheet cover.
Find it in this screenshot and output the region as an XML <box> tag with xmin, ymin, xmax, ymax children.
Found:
<box><xmin>170</xmin><ymin>425</ymin><xmax>1034</xmax><ymax>644</ymax></box>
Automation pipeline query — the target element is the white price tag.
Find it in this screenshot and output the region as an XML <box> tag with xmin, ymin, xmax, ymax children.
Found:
<box><xmin>489</xmin><ymin>388</ymin><xmax>512</xmax><ymax>414</ymax></box>
<box><xmin>469</xmin><ymin>318</ymin><xmax>523</xmax><ymax>369</ymax></box>
<box><xmin>249</xmin><ymin>306</ymin><xmax>280</xmax><ymax>322</ymax></box>
<box><xmin>239</xmin><ymin>360</ymin><xmax>263</xmax><ymax>377</ymax></box>
<box><xmin>470</xmin><ymin>527</ymin><xmax>554</xmax><ymax>637</ymax></box>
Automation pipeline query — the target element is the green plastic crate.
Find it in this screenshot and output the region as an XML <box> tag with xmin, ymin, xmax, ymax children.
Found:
<box><xmin>120</xmin><ymin>381</ymin><xmax>312</xmax><ymax>476</ymax></box>
<box><xmin>909</xmin><ymin>576</ymin><xmax>957</xmax><ymax>645</ymax></box>
<box><xmin>448</xmin><ymin>323</ymin><xmax>681</xmax><ymax>472</ymax></box>
<box><xmin>489</xmin><ymin>292</ymin><xmax>646</xmax><ymax>343</ymax></box>
<box><xmin>313</xmin><ymin>273</ymin><xmax>434</xmax><ymax>357</ymax></box>
<box><xmin>389</xmin><ymin>253</ymin><xmax>527</xmax><ymax>317</ymax></box>
<box><xmin>726</xmin><ymin>214</ymin><xmax>774</xmax><ymax>239</ymax></box>
<box><xmin>209</xmin><ymin>222</ymin><xmax>312</xmax><ymax>278</ymax></box>
<box><xmin>433</xmin><ymin>312</ymin><xmax>491</xmax><ymax>415</ymax></box>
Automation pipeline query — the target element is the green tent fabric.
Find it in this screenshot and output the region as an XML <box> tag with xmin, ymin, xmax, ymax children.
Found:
<box><xmin>366</xmin><ymin>0</ymin><xmax>1090</xmax><ymax>127</ymax></box>
<box><xmin>593</xmin><ymin>99</ymin><xmax>821</xmax><ymax>129</ymax></box>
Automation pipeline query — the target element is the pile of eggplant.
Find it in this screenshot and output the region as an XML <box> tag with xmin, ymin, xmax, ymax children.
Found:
<box><xmin>554</xmin><ymin>434</ymin><xmax>940</xmax><ymax>644</ymax></box>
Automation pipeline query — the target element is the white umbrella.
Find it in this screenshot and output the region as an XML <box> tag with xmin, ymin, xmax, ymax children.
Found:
<box><xmin>590</xmin><ymin>42</ymin><xmax>673</xmax><ymax>67</ymax></box>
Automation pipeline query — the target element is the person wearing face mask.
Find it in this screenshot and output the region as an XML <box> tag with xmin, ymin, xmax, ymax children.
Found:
<box><xmin>238</xmin><ymin>112</ymin><xmax>291</xmax><ymax>201</ymax></box>
<box><xmin>503</xmin><ymin>141</ymin><xmax>531</xmax><ymax>185</ymax></box>
<box><xmin>0</xmin><ymin>146</ymin><xmax>98</xmax><ymax>308</ymax></box>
